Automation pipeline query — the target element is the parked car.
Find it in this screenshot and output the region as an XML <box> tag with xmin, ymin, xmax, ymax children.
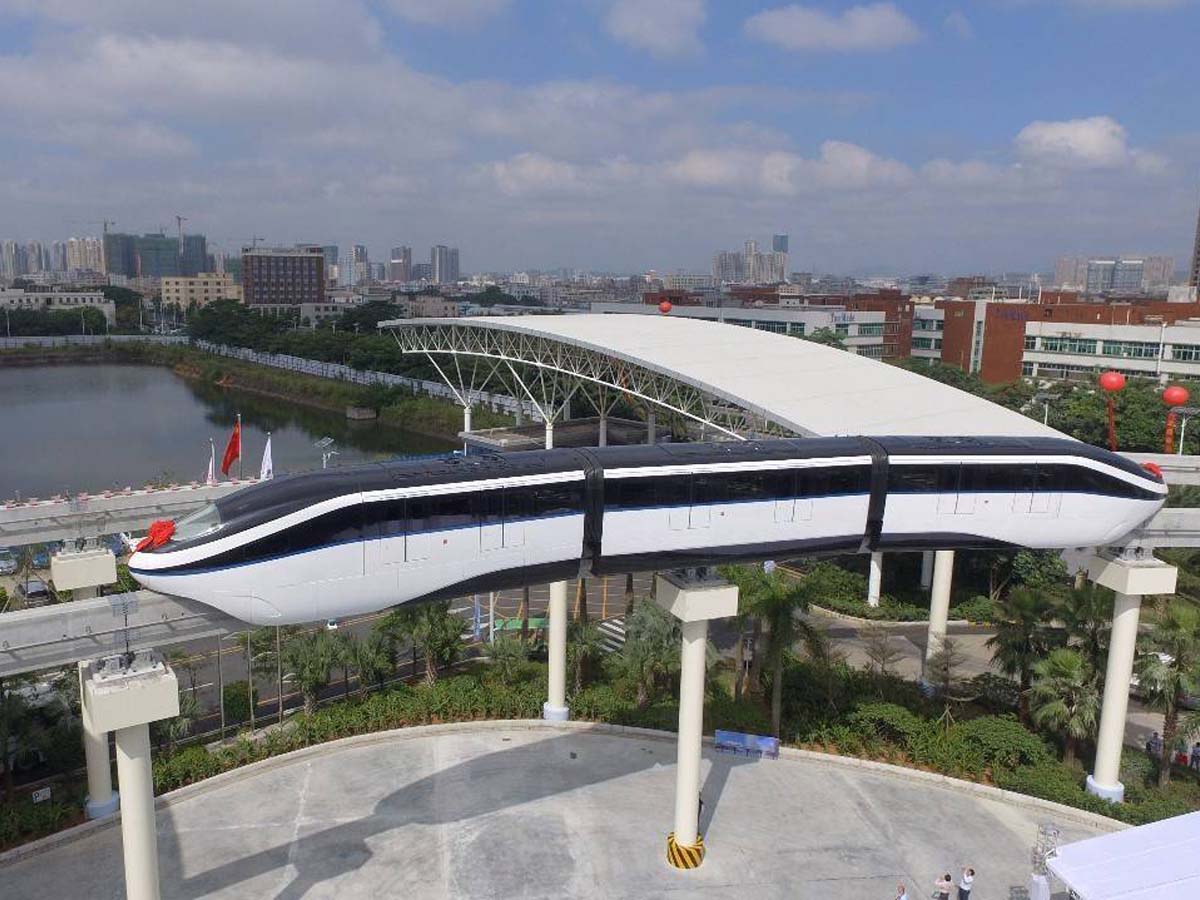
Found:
<box><xmin>0</xmin><ymin>548</ymin><xmax>16</xmax><ymax>575</ymax></box>
<box><xmin>16</xmin><ymin>577</ymin><xmax>51</xmax><ymax>604</ymax></box>
<box><xmin>29</xmin><ymin>541</ymin><xmax>63</xmax><ymax>569</ymax></box>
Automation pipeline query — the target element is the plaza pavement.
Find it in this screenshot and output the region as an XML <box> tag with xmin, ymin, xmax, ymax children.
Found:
<box><xmin>1</xmin><ymin>722</ymin><xmax>1114</xmax><ymax>899</ymax></box>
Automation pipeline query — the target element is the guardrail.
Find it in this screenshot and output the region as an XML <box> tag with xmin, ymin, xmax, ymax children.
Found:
<box><xmin>0</xmin><ymin>334</ymin><xmax>187</xmax><ymax>350</ymax></box>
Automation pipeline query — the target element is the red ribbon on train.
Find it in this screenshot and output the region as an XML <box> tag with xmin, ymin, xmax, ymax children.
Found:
<box><xmin>135</xmin><ymin>519</ymin><xmax>176</xmax><ymax>552</ymax></box>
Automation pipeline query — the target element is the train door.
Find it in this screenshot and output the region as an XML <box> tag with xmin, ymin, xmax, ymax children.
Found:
<box><xmin>367</xmin><ymin>498</ymin><xmax>407</xmax><ymax>567</ymax></box>
<box><xmin>665</xmin><ymin>475</ymin><xmax>690</xmax><ymax>530</ymax></box>
<box><xmin>936</xmin><ymin>466</ymin><xmax>975</xmax><ymax>515</ymax></box>
<box><xmin>503</xmin><ymin>488</ymin><xmax>527</xmax><ymax>548</ymax></box>
<box><xmin>405</xmin><ymin>496</ymin><xmax>432</xmax><ymax>562</ymax></box>
<box><xmin>1013</xmin><ymin>465</ymin><xmax>1062</xmax><ymax>515</ymax></box>
<box><xmin>477</xmin><ymin>489</ymin><xmax>503</xmax><ymax>553</ymax></box>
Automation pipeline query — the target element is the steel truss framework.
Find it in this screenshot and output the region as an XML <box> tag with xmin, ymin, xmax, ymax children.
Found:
<box><xmin>387</xmin><ymin>321</ymin><xmax>797</xmax><ymax>440</ymax></box>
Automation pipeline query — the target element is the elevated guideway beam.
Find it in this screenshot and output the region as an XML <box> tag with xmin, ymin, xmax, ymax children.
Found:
<box><xmin>0</xmin><ymin>590</ymin><xmax>244</xmax><ymax>678</ymax></box>
<box><xmin>0</xmin><ymin>481</ymin><xmax>254</xmax><ymax>547</ymax></box>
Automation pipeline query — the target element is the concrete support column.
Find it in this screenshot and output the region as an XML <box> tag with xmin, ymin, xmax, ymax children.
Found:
<box><xmin>544</xmin><ymin>420</ymin><xmax>554</xmax><ymax>451</ymax></box>
<box><xmin>543</xmin><ymin>579</ymin><xmax>569</xmax><ymax>721</ymax></box>
<box><xmin>79</xmin><ymin>662</ymin><xmax>119</xmax><ymax>819</ymax></box>
<box><xmin>920</xmin><ymin>550</ymin><xmax>934</xmax><ymax>591</ymax></box>
<box><xmin>598</xmin><ymin>413</ymin><xmax>608</xmax><ymax>447</ymax></box>
<box><xmin>867</xmin><ymin>552</ymin><xmax>883</xmax><ymax>608</ymax></box>
<box><xmin>647</xmin><ymin>410</ymin><xmax>656</xmax><ymax>445</ymax></box>
<box><xmin>115</xmin><ymin>723</ymin><xmax>161</xmax><ymax>900</ymax></box>
<box><xmin>514</xmin><ymin>404</ymin><xmax>523</xmax><ymax>426</ymax></box>
<box><xmin>923</xmin><ymin>551</ymin><xmax>954</xmax><ymax>681</ymax></box>
<box><xmin>672</xmin><ymin>617</ymin><xmax>708</xmax><ymax>849</ymax></box>
<box><xmin>1088</xmin><ymin>591</ymin><xmax>1142</xmax><ymax>802</ymax></box>
<box><xmin>463</xmin><ymin>405</ymin><xmax>472</xmax><ymax>434</ymax></box>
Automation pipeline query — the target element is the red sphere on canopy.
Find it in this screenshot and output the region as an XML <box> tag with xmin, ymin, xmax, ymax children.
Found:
<box><xmin>1163</xmin><ymin>385</ymin><xmax>1190</xmax><ymax>407</ymax></box>
<box><xmin>658</xmin><ymin>300</ymin><xmax>673</xmax><ymax>315</ymax></box>
<box><xmin>1099</xmin><ymin>371</ymin><xmax>1126</xmax><ymax>393</ymax></box>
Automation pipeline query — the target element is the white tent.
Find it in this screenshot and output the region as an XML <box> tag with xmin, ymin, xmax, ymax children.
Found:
<box><xmin>1047</xmin><ymin>810</ymin><xmax>1200</xmax><ymax>899</ymax></box>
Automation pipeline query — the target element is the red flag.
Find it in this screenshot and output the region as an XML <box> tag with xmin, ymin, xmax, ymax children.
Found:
<box><xmin>221</xmin><ymin>419</ymin><xmax>241</xmax><ymax>475</ymax></box>
<box><xmin>135</xmin><ymin>519</ymin><xmax>175</xmax><ymax>552</ymax></box>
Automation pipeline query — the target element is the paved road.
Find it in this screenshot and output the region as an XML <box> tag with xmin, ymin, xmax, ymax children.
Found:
<box><xmin>0</xmin><ymin>723</ymin><xmax>1105</xmax><ymax>899</ymax></box>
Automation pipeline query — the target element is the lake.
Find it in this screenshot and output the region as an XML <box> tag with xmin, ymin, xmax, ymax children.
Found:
<box><xmin>0</xmin><ymin>363</ymin><xmax>455</xmax><ymax>499</ymax></box>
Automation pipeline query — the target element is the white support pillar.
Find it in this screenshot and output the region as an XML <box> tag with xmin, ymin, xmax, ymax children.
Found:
<box><xmin>598</xmin><ymin>412</ymin><xmax>608</xmax><ymax>447</ymax></box>
<box><xmin>543</xmin><ymin>579</ymin><xmax>569</xmax><ymax>721</ymax></box>
<box><xmin>920</xmin><ymin>550</ymin><xmax>934</xmax><ymax>591</ymax></box>
<box><xmin>1083</xmin><ymin>552</ymin><xmax>1177</xmax><ymax>802</ymax></box>
<box><xmin>82</xmin><ymin>652</ymin><xmax>178</xmax><ymax>900</ymax></box>
<box><xmin>79</xmin><ymin>663</ymin><xmax>118</xmax><ymax>819</ymax></box>
<box><xmin>923</xmin><ymin>550</ymin><xmax>954</xmax><ymax>683</ymax></box>
<box><xmin>544</xmin><ymin>420</ymin><xmax>554</xmax><ymax>450</ymax></box>
<box><xmin>867</xmin><ymin>552</ymin><xmax>883</xmax><ymax>608</ymax></box>
<box><xmin>514</xmin><ymin>403</ymin><xmax>523</xmax><ymax>427</ymax></box>
<box><xmin>463</xmin><ymin>405</ymin><xmax>472</xmax><ymax>434</ymax></box>
<box><xmin>655</xmin><ymin>572</ymin><xmax>739</xmax><ymax>869</ymax></box>
<box><xmin>115</xmin><ymin>723</ymin><xmax>160</xmax><ymax>900</ymax></box>
<box><xmin>647</xmin><ymin>410</ymin><xmax>657</xmax><ymax>445</ymax></box>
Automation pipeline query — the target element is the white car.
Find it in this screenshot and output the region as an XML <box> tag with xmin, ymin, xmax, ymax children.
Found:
<box><xmin>0</xmin><ymin>549</ymin><xmax>16</xmax><ymax>576</ymax></box>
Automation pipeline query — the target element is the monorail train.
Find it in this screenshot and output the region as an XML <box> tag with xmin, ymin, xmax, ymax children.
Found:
<box><xmin>128</xmin><ymin>436</ymin><xmax>1166</xmax><ymax>625</ymax></box>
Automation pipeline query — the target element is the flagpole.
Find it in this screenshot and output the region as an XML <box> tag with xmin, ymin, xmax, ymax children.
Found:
<box><xmin>237</xmin><ymin>413</ymin><xmax>243</xmax><ymax>480</ymax></box>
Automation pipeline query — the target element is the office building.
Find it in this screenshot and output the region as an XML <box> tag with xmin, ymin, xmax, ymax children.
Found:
<box><xmin>772</xmin><ymin>234</ymin><xmax>789</xmax><ymax>254</ymax></box>
<box><xmin>389</xmin><ymin>246</ymin><xmax>412</xmax><ymax>283</ymax></box>
<box><xmin>346</xmin><ymin>245</ymin><xmax>369</xmax><ymax>286</ymax></box>
<box><xmin>411</xmin><ymin>262</ymin><xmax>433</xmax><ymax>282</ymax></box>
<box><xmin>1191</xmin><ymin>199</ymin><xmax>1200</xmax><ymax>288</ymax></box>
<box><xmin>241</xmin><ymin>245</ymin><xmax>325</xmax><ymax>306</ymax></box>
<box><xmin>134</xmin><ymin>233</ymin><xmax>180</xmax><ymax>279</ymax></box>
<box><xmin>431</xmin><ymin>245</ymin><xmax>460</xmax><ymax>284</ymax></box>
<box><xmin>161</xmin><ymin>273</ymin><xmax>241</xmax><ymax>308</ymax></box>
<box><xmin>0</xmin><ymin>287</ymin><xmax>115</xmax><ymax>325</ymax></box>
<box><xmin>180</xmin><ymin>234</ymin><xmax>208</xmax><ymax>277</ymax></box>
<box><xmin>104</xmin><ymin>233</ymin><xmax>138</xmax><ymax>278</ymax></box>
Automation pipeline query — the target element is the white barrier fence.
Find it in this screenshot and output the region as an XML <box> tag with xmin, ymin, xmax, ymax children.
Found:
<box><xmin>0</xmin><ymin>334</ymin><xmax>187</xmax><ymax>350</ymax></box>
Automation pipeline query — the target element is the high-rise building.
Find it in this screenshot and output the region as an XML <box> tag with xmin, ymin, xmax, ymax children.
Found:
<box><xmin>64</xmin><ymin>237</ymin><xmax>104</xmax><ymax>272</ymax></box>
<box><xmin>411</xmin><ymin>262</ymin><xmax>433</xmax><ymax>282</ymax></box>
<box><xmin>772</xmin><ymin>234</ymin><xmax>789</xmax><ymax>254</ymax></box>
<box><xmin>24</xmin><ymin>241</ymin><xmax>46</xmax><ymax>274</ymax></box>
<box><xmin>1143</xmin><ymin>256</ymin><xmax>1175</xmax><ymax>290</ymax></box>
<box><xmin>104</xmin><ymin>233</ymin><xmax>138</xmax><ymax>278</ymax></box>
<box><xmin>346</xmin><ymin>244</ymin><xmax>369</xmax><ymax>285</ymax></box>
<box><xmin>1053</xmin><ymin>256</ymin><xmax>1088</xmax><ymax>289</ymax></box>
<box><xmin>389</xmin><ymin>246</ymin><xmax>412</xmax><ymax>282</ymax></box>
<box><xmin>431</xmin><ymin>245</ymin><xmax>459</xmax><ymax>284</ymax></box>
<box><xmin>50</xmin><ymin>241</ymin><xmax>67</xmax><ymax>272</ymax></box>
<box><xmin>1085</xmin><ymin>259</ymin><xmax>1116</xmax><ymax>294</ymax></box>
<box><xmin>180</xmin><ymin>234</ymin><xmax>208</xmax><ymax>277</ymax></box>
<box><xmin>1191</xmin><ymin>199</ymin><xmax>1200</xmax><ymax>288</ymax></box>
<box><xmin>134</xmin><ymin>234</ymin><xmax>180</xmax><ymax>279</ymax></box>
<box><xmin>241</xmin><ymin>246</ymin><xmax>325</xmax><ymax>305</ymax></box>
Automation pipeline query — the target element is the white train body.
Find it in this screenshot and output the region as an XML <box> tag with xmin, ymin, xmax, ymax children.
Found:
<box><xmin>128</xmin><ymin>436</ymin><xmax>1166</xmax><ymax>625</ymax></box>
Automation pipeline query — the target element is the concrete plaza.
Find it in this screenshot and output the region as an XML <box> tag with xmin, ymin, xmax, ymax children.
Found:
<box><xmin>1</xmin><ymin>722</ymin><xmax>1114</xmax><ymax>899</ymax></box>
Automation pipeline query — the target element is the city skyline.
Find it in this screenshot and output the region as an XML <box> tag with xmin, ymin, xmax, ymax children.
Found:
<box><xmin>1</xmin><ymin>2</ymin><xmax>1198</xmax><ymax>273</ymax></box>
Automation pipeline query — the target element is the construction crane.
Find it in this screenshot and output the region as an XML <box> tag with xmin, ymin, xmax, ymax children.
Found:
<box><xmin>68</xmin><ymin>218</ymin><xmax>116</xmax><ymax>237</ymax></box>
<box><xmin>246</xmin><ymin>235</ymin><xmax>265</xmax><ymax>250</ymax></box>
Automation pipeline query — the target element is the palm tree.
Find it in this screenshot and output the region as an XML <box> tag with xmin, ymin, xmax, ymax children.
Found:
<box><xmin>721</xmin><ymin>565</ymin><xmax>773</xmax><ymax>699</ymax></box>
<box><xmin>282</xmin><ymin>630</ymin><xmax>337</xmax><ymax>716</ymax></box>
<box><xmin>520</xmin><ymin>586</ymin><xmax>531</xmax><ymax>645</ymax></box>
<box><xmin>0</xmin><ymin>676</ymin><xmax>34</xmax><ymax>804</ymax></box>
<box><xmin>376</xmin><ymin>607</ymin><xmax>419</xmax><ymax>678</ymax></box>
<box><xmin>409</xmin><ymin>602</ymin><xmax>465</xmax><ymax>685</ymax></box>
<box><xmin>333</xmin><ymin>632</ymin><xmax>357</xmax><ymax>699</ymax></box>
<box><xmin>567</xmin><ymin>620</ymin><xmax>605</xmax><ymax>694</ymax></box>
<box><xmin>624</xmin><ymin>572</ymin><xmax>635</xmax><ymax>617</ymax></box>
<box><xmin>986</xmin><ymin>587</ymin><xmax>1059</xmax><ymax>725</ymax></box>
<box><xmin>1031</xmin><ymin>648</ymin><xmax>1099</xmax><ymax>766</ymax></box>
<box><xmin>1135</xmin><ymin>599</ymin><xmax>1200</xmax><ymax>786</ymax></box>
<box><xmin>489</xmin><ymin>635</ymin><xmax>529</xmax><ymax>686</ymax></box>
<box><xmin>351</xmin><ymin>632</ymin><xmax>394</xmax><ymax>694</ymax></box>
<box><xmin>614</xmin><ymin>600</ymin><xmax>681</xmax><ymax>708</ymax></box>
<box><xmin>1055</xmin><ymin>584</ymin><xmax>1112</xmax><ymax>684</ymax></box>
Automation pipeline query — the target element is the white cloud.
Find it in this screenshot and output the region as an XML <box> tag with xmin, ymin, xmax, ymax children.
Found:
<box><xmin>943</xmin><ymin>10</ymin><xmax>974</xmax><ymax>38</ymax></box>
<box><xmin>1014</xmin><ymin>115</ymin><xmax>1165</xmax><ymax>170</ymax></box>
<box><xmin>743</xmin><ymin>3</ymin><xmax>921</xmax><ymax>52</ymax></box>
<box><xmin>665</xmin><ymin>142</ymin><xmax>912</xmax><ymax>195</ymax></box>
<box><xmin>605</xmin><ymin>0</ymin><xmax>706</xmax><ymax>58</ymax></box>
<box><xmin>385</xmin><ymin>0</ymin><xmax>509</xmax><ymax>27</ymax></box>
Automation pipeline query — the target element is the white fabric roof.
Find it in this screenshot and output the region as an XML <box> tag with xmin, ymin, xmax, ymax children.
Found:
<box><xmin>1047</xmin><ymin>811</ymin><xmax>1200</xmax><ymax>899</ymax></box>
<box><xmin>401</xmin><ymin>314</ymin><xmax>1061</xmax><ymax>438</ymax></box>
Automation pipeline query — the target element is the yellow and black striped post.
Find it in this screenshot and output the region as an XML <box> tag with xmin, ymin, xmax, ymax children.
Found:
<box><xmin>666</xmin><ymin>831</ymin><xmax>705</xmax><ymax>869</ymax></box>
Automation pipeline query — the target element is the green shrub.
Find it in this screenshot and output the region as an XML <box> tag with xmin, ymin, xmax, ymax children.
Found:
<box><xmin>222</xmin><ymin>681</ymin><xmax>257</xmax><ymax>725</ymax></box>
<box><xmin>0</xmin><ymin>799</ymin><xmax>74</xmax><ymax>851</ymax></box>
<box><xmin>953</xmin><ymin>595</ymin><xmax>999</xmax><ymax>623</ymax></box>
<box><xmin>953</xmin><ymin>715</ymin><xmax>1051</xmax><ymax>771</ymax></box>
<box><xmin>814</xmin><ymin>594</ymin><xmax>929</xmax><ymax>622</ymax></box>
<box><xmin>848</xmin><ymin>702</ymin><xmax>925</xmax><ymax>749</ymax></box>
<box><xmin>965</xmin><ymin>673</ymin><xmax>1020</xmax><ymax>713</ymax></box>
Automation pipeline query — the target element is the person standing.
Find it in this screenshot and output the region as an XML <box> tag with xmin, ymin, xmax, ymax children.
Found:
<box><xmin>1190</xmin><ymin>742</ymin><xmax>1200</xmax><ymax>772</ymax></box>
<box><xmin>934</xmin><ymin>873</ymin><xmax>953</xmax><ymax>900</ymax></box>
<box><xmin>958</xmin><ymin>867</ymin><xmax>975</xmax><ymax>900</ymax></box>
<box><xmin>894</xmin><ymin>883</ymin><xmax>908</xmax><ymax>900</ymax></box>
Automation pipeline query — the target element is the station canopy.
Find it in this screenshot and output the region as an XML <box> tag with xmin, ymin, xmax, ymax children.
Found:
<box><xmin>1047</xmin><ymin>810</ymin><xmax>1200</xmax><ymax>899</ymax></box>
<box><xmin>381</xmin><ymin>313</ymin><xmax>1062</xmax><ymax>440</ymax></box>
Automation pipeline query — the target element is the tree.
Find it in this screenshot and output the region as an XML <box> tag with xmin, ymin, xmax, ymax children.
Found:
<box><xmin>0</xmin><ymin>676</ymin><xmax>34</xmax><ymax>804</ymax></box>
<box><xmin>350</xmin><ymin>632</ymin><xmax>394</xmax><ymax>694</ymax></box>
<box><xmin>489</xmin><ymin>636</ymin><xmax>529</xmax><ymax>686</ymax></box>
<box><xmin>1135</xmin><ymin>599</ymin><xmax>1200</xmax><ymax>786</ymax></box>
<box><xmin>409</xmin><ymin>602</ymin><xmax>465</xmax><ymax>685</ymax></box>
<box><xmin>755</xmin><ymin>573</ymin><xmax>816</xmax><ymax>738</ymax></box>
<box><xmin>805</xmin><ymin>327</ymin><xmax>846</xmax><ymax>350</ymax></box>
<box><xmin>332</xmin><ymin>632</ymin><xmax>357</xmax><ymax>700</ymax></box>
<box><xmin>986</xmin><ymin>587</ymin><xmax>1059</xmax><ymax>725</ymax></box>
<box><xmin>282</xmin><ymin>630</ymin><xmax>337</xmax><ymax>716</ymax></box>
<box><xmin>613</xmin><ymin>600</ymin><xmax>681</xmax><ymax>708</ymax></box>
<box><xmin>567</xmin><ymin>621</ymin><xmax>605</xmax><ymax>694</ymax></box>
<box><xmin>375</xmin><ymin>606</ymin><xmax>419</xmax><ymax>677</ymax></box>
<box><xmin>1031</xmin><ymin>648</ymin><xmax>1099</xmax><ymax>766</ymax></box>
<box><xmin>1055</xmin><ymin>584</ymin><xmax>1112</xmax><ymax>685</ymax></box>
<box><xmin>861</xmin><ymin>624</ymin><xmax>904</xmax><ymax>679</ymax></box>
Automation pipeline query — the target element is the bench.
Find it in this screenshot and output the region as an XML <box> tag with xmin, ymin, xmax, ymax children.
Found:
<box><xmin>714</xmin><ymin>729</ymin><xmax>779</xmax><ymax>759</ymax></box>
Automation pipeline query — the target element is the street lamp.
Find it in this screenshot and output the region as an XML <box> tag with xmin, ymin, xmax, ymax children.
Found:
<box><xmin>314</xmin><ymin>436</ymin><xmax>338</xmax><ymax>469</ymax></box>
<box><xmin>1033</xmin><ymin>391</ymin><xmax>1061</xmax><ymax>426</ymax></box>
<box><xmin>1171</xmin><ymin>406</ymin><xmax>1200</xmax><ymax>455</ymax></box>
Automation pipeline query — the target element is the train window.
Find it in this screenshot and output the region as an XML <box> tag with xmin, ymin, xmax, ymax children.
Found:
<box><xmin>798</xmin><ymin>467</ymin><xmax>829</xmax><ymax>498</ymax></box>
<box><xmin>888</xmin><ymin>466</ymin><xmax>939</xmax><ymax>492</ymax></box>
<box><xmin>409</xmin><ymin>492</ymin><xmax>474</xmax><ymax>532</ymax></box>
<box><xmin>475</xmin><ymin>489</ymin><xmax>504</xmax><ymax>526</ymax></box>
<box><xmin>828</xmin><ymin>466</ymin><xmax>871</xmax><ymax>495</ymax></box>
<box><xmin>654</xmin><ymin>475</ymin><xmax>690</xmax><ymax>508</ymax></box>
<box><xmin>363</xmin><ymin>499</ymin><xmax>406</xmax><ymax>539</ymax></box>
<box><xmin>531</xmin><ymin>481</ymin><xmax>584</xmax><ymax>517</ymax></box>
<box><xmin>506</xmin><ymin>486</ymin><xmax>535</xmax><ymax>521</ymax></box>
<box><xmin>693</xmin><ymin>474</ymin><xmax>728</xmax><ymax>506</ymax></box>
<box><xmin>724</xmin><ymin>471</ymin><xmax>767</xmax><ymax>502</ymax></box>
<box><xmin>287</xmin><ymin>504</ymin><xmax>364</xmax><ymax>550</ymax></box>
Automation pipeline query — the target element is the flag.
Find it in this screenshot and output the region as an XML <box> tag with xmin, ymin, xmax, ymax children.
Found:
<box><xmin>260</xmin><ymin>433</ymin><xmax>274</xmax><ymax>481</ymax></box>
<box><xmin>221</xmin><ymin>418</ymin><xmax>241</xmax><ymax>476</ymax></box>
<box><xmin>206</xmin><ymin>439</ymin><xmax>216</xmax><ymax>485</ymax></box>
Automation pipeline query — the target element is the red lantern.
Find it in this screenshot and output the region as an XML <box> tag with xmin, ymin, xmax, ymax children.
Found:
<box><xmin>1163</xmin><ymin>385</ymin><xmax>1190</xmax><ymax>407</ymax></box>
<box><xmin>1099</xmin><ymin>371</ymin><xmax>1125</xmax><ymax>392</ymax></box>
<box><xmin>658</xmin><ymin>300</ymin><xmax>673</xmax><ymax>315</ymax></box>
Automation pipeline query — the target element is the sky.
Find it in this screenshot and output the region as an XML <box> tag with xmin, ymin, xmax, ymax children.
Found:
<box><xmin>0</xmin><ymin>0</ymin><xmax>1198</xmax><ymax>276</ymax></box>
